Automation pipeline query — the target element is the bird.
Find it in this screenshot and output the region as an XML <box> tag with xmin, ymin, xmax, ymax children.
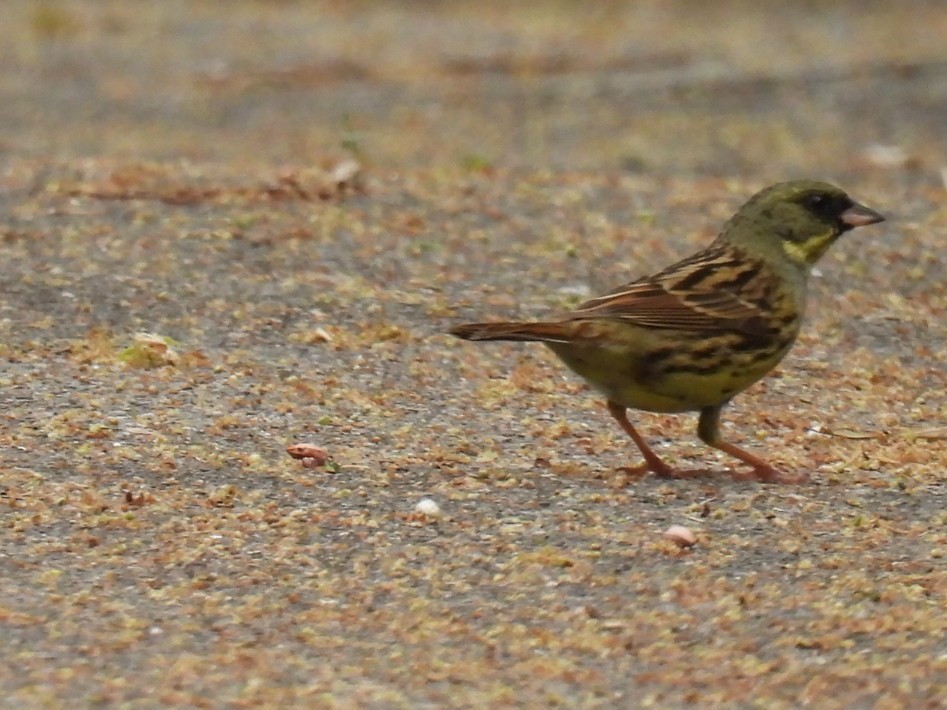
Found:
<box><xmin>448</xmin><ymin>180</ymin><xmax>884</xmax><ymax>483</ymax></box>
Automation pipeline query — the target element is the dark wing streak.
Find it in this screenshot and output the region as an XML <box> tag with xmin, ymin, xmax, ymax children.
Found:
<box><xmin>569</xmin><ymin>279</ymin><xmax>765</xmax><ymax>334</ymax></box>
<box><xmin>569</xmin><ymin>244</ymin><xmax>771</xmax><ymax>333</ymax></box>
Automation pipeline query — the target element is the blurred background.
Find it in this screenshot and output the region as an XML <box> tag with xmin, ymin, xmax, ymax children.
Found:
<box><xmin>1</xmin><ymin>0</ymin><xmax>945</xmax><ymax>180</ymax></box>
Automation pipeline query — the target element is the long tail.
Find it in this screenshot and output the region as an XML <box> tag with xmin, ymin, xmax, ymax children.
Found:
<box><xmin>448</xmin><ymin>321</ymin><xmax>575</xmax><ymax>344</ymax></box>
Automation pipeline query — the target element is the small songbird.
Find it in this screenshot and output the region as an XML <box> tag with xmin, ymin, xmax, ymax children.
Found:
<box><xmin>449</xmin><ymin>180</ymin><xmax>884</xmax><ymax>483</ymax></box>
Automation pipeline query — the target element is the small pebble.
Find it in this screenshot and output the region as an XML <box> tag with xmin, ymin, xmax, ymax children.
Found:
<box><xmin>415</xmin><ymin>498</ymin><xmax>441</xmax><ymax>517</ymax></box>
<box><xmin>665</xmin><ymin>525</ymin><xmax>697</xmax><ymax>548</ymax></box>
<box><xmin>331</xmin><ymin>158</ymin><xmax>363</xmax><ymax>189</ymax></box>
<box><xmin>286</xmin><ymin>443</ymin><xmax>328</xmax><ymax>466</ymax></box>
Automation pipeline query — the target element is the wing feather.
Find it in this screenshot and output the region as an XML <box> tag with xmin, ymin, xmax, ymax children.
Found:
<box><xmin>569</xmin><ymin>247</ymin><xmax>771</xmax><ymax>335</ymax></box>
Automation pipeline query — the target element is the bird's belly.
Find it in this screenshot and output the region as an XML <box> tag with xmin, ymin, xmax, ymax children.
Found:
<box><xmin>546</xmin><ymin>339</ymin><xmax>791</xmax><ymax>414</ymax></box>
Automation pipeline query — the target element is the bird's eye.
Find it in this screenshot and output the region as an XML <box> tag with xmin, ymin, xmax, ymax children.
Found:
<box><xmin>804</xmin><ymin>194</ymin><xmax>826</xmax><ymax>210</ymax></box>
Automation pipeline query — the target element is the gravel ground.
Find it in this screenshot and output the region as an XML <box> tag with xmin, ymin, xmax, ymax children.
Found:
<box><xmin>1</xmin><ymin>1</ymin><xmax>945</xmax><ymax>707</ymax></box>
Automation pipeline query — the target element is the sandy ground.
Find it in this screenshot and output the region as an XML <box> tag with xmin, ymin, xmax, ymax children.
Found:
<box><xmin>1</xmin><ymin>1</ymin><xmax>946</xmax><ymax>707</ymax></box>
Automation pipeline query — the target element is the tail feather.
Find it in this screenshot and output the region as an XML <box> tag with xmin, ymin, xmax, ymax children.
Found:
<box><xmin>448</xmin><ymin>321</ymin><xmax>574</xmax><ymax>344</ymax></box>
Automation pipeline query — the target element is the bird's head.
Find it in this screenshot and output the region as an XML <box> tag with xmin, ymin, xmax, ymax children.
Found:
<box><xmin>723</xmin><ymin>180</ymin><xmax>885</xmax><ymax>267</ymax></box>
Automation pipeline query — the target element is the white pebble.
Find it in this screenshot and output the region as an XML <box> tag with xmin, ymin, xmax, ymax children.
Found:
<box><xmin>415</xmin><ymin>498</ymin><xmax>441</xmax><ymax>517</ymax></box>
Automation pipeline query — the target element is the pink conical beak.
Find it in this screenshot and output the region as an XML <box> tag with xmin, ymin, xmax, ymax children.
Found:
<box><xmin>841</xmin><ymin>202</ymin><xmax>884</xmax><ymax>228</ymax></box>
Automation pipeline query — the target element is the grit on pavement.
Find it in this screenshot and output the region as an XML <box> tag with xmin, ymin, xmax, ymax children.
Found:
<box><xmin>1</xmin><ymin>2</ymin><xmax>945</xmax><ymax>707</ymax></box>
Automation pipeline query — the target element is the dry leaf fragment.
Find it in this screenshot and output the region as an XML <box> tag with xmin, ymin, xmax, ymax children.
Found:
<box><xmin>903</xmin><ymin>427</ymin><xmax>947</xmax><ymax>442</ymax></box>
<box><xmin>119</xmin><ymin>332</ymin><xmax>180</xmax><ymax>368</ymax></box>
<box><xmin>124</xmin><ymin>490</ymin><xmax>151</xmax><ymax>507</ymax></box>
<box><xmin>208</xmin><ymin>484</ymin><xmax>238</xmax><ymax>507</ymax></box>
<box><xmin>809</xmin><ymin>424</ymin><xmax>882</xmax><ymax>440</ymax></box>
<box><xmin>300</xmin><ymin>327</ymin><xmax>333</xmax><ymax>344</ymax></box>
<box><xmin>823</xmin><ymin>427</ymin><xmax>881</xmax><ymax>440</ymax></box>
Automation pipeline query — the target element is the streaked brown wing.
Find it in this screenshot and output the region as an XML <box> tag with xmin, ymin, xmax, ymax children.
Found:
<box><xmin>569</xmin><ymin>247</ymin><xmax>770</xmax><ymax>334</ymax></box>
